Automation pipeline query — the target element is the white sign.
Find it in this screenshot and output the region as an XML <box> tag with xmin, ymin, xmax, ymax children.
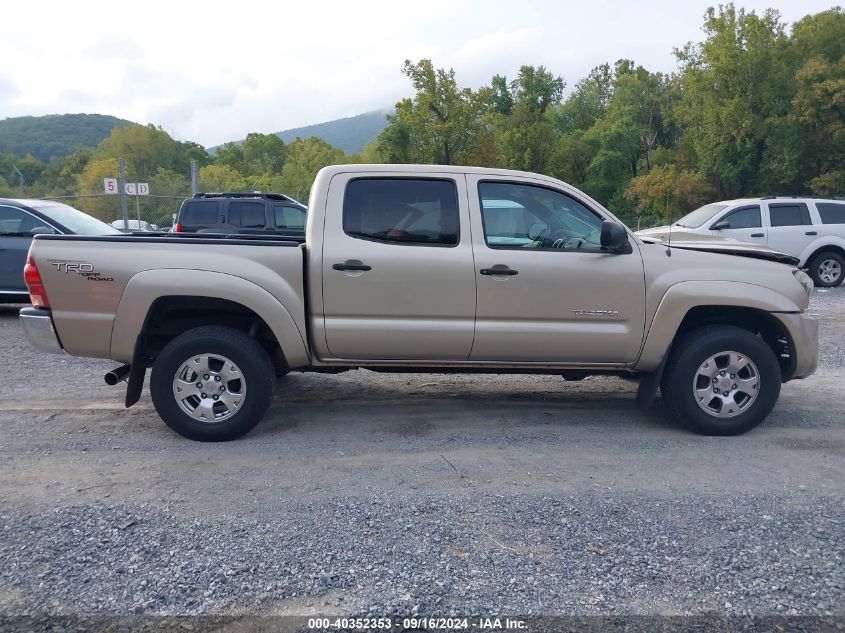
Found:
<box><xmin>104</xmin><ymin>177</ymin><xmax>118</xmax><ymax>194</ymax></box>
<box><xmin>124</xmin><ymin>182</ymin><xmax>150</xmax><ymax>195</ymax></box>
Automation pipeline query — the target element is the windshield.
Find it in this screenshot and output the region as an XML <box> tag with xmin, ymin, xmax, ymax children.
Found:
<box><xmin>27</xmin><ymin>201</ymin><xmax>121</xmax><ymax>235</ymax></box>
<box><xmin>674</xmin><ymin>203</ymin><xmax>729</xmax><ymax>228</ymax></box>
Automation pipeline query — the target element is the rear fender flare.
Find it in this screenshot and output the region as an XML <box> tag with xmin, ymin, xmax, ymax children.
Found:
<box><xmin>109</xmin><ymin>269</ymin><xmax>309</xmax><ymax>367</ymax></box>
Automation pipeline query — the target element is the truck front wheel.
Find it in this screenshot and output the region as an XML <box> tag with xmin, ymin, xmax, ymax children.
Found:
<box><xmin>150</xmin><ymin>326</ymin><xmax>275</xmax><ymax>441</ymax></box>
<box><xmin>661</xmin><ymin>325</ymin><xmax>781</xmax><ymax>436</ymax></box>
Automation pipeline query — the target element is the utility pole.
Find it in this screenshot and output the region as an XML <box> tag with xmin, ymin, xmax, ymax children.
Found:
<box><xmin>190</xmin><ymin>160</ymin><xmax>199</xmax><ymax>195</ymax></box>
<box><xmin>118</xmin><ymin>158</ymin><xmax>129</xmax><ymax>232</ymax></box>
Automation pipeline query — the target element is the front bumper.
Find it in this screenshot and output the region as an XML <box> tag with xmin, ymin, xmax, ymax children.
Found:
<box><xmin>19</xmin><ymin>307</ymin><xmax>64</xmax><ymax>354</ymax></box>
<box><xmin>774</xmin><ymin>311</ymin><xmax>818</xmax><ymax>380</ymax></box>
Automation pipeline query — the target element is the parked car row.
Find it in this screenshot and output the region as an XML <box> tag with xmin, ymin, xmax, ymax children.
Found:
<box><xmin>637</xmin><ymin>196</ymin><xmax>845</xmax><ymax>287</ymax></box>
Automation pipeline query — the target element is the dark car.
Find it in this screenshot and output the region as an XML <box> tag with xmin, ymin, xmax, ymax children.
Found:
<box><xmin>0</xmin><ymin>198</ymin><xmax>120</xmax><ymax>303</ymax></box>
<box><xmin>174</xmin><ymin>192</ymin><xmax>306</xmax><ymax>236</ymax></box>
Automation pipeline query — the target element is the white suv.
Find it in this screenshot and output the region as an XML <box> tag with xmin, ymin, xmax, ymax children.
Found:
<box><xmin>638</xmin><ymin>197</ymin><xmax>845</xmax><ymax>287</ymax></box>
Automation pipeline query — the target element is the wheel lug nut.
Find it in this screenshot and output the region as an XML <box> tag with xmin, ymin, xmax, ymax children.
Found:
<box><xmin>196</xmin><ymin>382</ymin><xmax>202</xmax><ymax>388</ymax></box>
<box><xmin>723</xmin><ymin>391</ymin><xmax>729</xmax><ymax>396</ymax></box>
<box><xmin>215</xmin><ymin>376</ymin><xmax>221</xmax><ymax>382</ymax></box>
<box><xmin>732</xmin><ymin>384</ymin><xmax>737</xmax><ymax>389</ymax></box>
<box><xmin>712</xmin><ymin>378</ymin><xmax>718</xmax><ymax>383</ymax></box>
<box><xmin>204</xmin><ymin>374</ymin><xmax>210</xmax><ymax>380</ymax></box>
<box><xmin>201</xmin><ymin>393</ymin><xmax>207</xmax><ymax>398</ymax></box>
<box><xmin>714</xmin><ymin>387</ymin><xmax>719</xmax><ymax>393</ymax></box>
<box><xmin>219</xmin><ymin>386</ymin><xmax>225</xmax><ymax>391</ymax></box>
<box><xmin>720</xmin><ymin>371</ymin><xmax>726</xmax><ymax>376</ymax></box>
<box><xmin>730</xmin><ymin>374</ymin><xmax>735</xmax><ymax>379</ymax></box>
<box><xmin>213</xmin><ymin>395</ymin><xmax>219</xmax><ymax>401</ymax></box>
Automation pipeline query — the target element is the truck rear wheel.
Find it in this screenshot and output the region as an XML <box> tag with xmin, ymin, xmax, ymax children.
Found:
<box><xmin>661</xmin><ymin>325</ymin><xmax>781</xmax><ymax>436</ymax></box>
<box><xmin>150</xmin><ymin>326</ymin><xmax>275</xmax><ymax>441</ymax></box>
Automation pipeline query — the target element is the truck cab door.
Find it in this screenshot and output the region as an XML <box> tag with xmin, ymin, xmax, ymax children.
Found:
<box><xmin>467</xmin><ymin>177</ymin><xmax>646</xmax><ymax>364</ymax></box>
<box><xmin>318</xmin><ymin>172</ymin><xmax>476</xmax><ymax>361</ymax></box>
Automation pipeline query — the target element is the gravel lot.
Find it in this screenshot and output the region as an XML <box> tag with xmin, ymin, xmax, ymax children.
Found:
<box><xmin>0</xmin><ymin>289</ymin><xmax>843</xmax><ymax>624</ymax></box>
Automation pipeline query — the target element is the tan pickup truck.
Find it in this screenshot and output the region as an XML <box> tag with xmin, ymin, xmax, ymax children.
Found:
<box><xmin>20</xmin><ymin>165</ymin><xmax>818</xmax><ymax>441</ymax></box>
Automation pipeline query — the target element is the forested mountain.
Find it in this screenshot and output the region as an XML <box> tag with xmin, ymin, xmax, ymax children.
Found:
<box><xmin>215</xmin><ymin>110</ymin><xmax>390</xmax><ymax>155</ymax></box>
<box><xmin>0</xmin><ymin>114</ymin><xmax>132</xmax><ymax>162</ymax></box>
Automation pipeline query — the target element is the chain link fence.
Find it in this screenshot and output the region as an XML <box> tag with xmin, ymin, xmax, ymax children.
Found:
<box><xmin>2</xmin><ymin>158</ymin><xmax>198</xmax><ymax>231</ymax></box>
<box><xmin>41</xmin><ymin>194</ymin><xmax>186</xmax><ymax>230</ymax></box>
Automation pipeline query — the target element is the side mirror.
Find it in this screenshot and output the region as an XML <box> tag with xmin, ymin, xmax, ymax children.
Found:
<box><xmin>600</xmin><ymin>220</ymin><xmax>629</xmax><ymax>253</ymax></box>
<box><xmin>711</xmin><ymin>220</ymin><xmax>731</xmax><ymax>230</ymax></box>
<box><xmin>29</xmin><ymin>226</ymin><xmax>55</xmax><ymax>236</ymax></box>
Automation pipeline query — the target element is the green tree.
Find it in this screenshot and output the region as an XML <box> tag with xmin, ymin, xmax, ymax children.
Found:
<box><xmin>274</xmin><ymin>137</ymin><xmax>345</xmax><ymax>201</ymax></box>
<box><xmin>242</xmin><ymin>133</ymin><xmax>286</xmax><ymax>174</ymax></box>
<box><xmin>674</xmin><ymin>4</ymin><xmax>793</xmax><ymax>196</ymax></box>
<box><xmin>198</xmin><ymin>164</ymin><xmax>250</xmax><ymax>192</ymax></box>
<box><xmin>625</xmin><ymin>163</ymin><xmax>715</xmax><ymax>226</ymax></box>
<box><xmin>376</xmin><ymin>59</ymin><xmax>488</xmax><ymax>165</ymax></box>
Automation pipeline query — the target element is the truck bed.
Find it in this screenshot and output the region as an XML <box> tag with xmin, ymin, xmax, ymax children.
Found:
<box><xmin>29</xmin><ymin>233</ymin><xmax>307</xmax><ymax>362</ymax></box>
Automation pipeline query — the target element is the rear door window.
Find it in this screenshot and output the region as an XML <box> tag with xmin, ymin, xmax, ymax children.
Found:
<box><xmin>816</xmin><ymin>202</ymin><xmax>845</xmax><ymax>225</ymax></box>
<box><xmin>343</xmin><ymin>178</ymin><xmax>459</xmax><ymax>246</ymax></box>
<box><xmin>180</xmin><ymin>201</ymin><xmax>220</xmax><ymax>227</ymax></box>
<box><xmin>228</xmin><ymin>201</ymin><xmax>266</xmax><ymax>228</ymax></box>
<box><xmin>273</xmin><ymin>205</ymin><xmax>306</xmax><ymax>230</ymax></box>
<box><xmin>769</xmin><ymin>203</ymin><xmax>811</xmax><ymax>227</ymax></box>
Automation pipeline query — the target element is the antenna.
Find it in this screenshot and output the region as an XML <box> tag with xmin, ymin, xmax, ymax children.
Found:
<box><xmin>666</xmin><ymin>212</ymin><xmax>672</xmax><ymax>257</ymax></box>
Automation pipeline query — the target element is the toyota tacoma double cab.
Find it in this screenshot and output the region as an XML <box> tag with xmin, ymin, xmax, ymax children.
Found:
<box><xmin>19</xmin><ymin>165</ymin><xmax>818</xmax><ymax>441</ymax></box>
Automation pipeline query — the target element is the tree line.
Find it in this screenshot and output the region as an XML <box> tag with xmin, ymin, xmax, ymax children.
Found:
<box><xmin>1</xmin><ymin>4</ymin><xmax>842</xmax><ymax>228</ymax></box>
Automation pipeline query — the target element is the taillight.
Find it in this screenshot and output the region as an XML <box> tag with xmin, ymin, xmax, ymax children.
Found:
<box><xmin>23</xmin><ymin>254</ymin><xmax>50</xmax><ymax>308</ymax></box>
<box><xmin>173</xmin><ymin>223</ymin><xmax>182</xmax><ymax>233</ymax></box>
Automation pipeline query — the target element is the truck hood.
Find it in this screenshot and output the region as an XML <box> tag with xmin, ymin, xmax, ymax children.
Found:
<box><xmin>636</xmin><ymin>229</ymin><xmax>799</xmax><ymax>266</ymax></box>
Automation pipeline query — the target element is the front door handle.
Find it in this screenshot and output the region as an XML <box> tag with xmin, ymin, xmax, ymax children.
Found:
<box><xmin>805</xmin><ymin>231</ymin><xmax>818</xmax><ymax>236</ymax></box>
<box><xmin>480</xmin><ymin>267</ymin><xmax>518</xmax><ymax>276</ymax></box>
<box><xmin>333</xmin><ymin>261</ymin><xmax>372</xmax><ymax>272</ymax></box>
<box><xmin>751</xmin><ymin>233</ymin><xmax>764</xmax><ymax>238</ymax></box>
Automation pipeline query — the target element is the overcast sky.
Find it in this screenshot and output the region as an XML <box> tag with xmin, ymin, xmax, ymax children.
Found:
<box><xmin>1</xmin><ymin>0</ymin><xmax>836</xmax><ymax>147</ymax></box>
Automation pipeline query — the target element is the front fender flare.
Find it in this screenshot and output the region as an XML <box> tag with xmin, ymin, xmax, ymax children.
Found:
<box><xmin>634</xmin><ymin>280</ymin><xmax>801</xmax><ymax>372</ymax></box>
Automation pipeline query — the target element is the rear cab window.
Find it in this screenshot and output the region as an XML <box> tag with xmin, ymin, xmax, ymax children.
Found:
<box><xmin>343</xmin><ymin>178</ymin><xmax>459</xmax><ymax>246</ymax></box>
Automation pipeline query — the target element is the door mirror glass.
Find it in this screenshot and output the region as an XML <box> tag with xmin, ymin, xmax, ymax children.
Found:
<box><xmin>711</xmin><ymin>220</ymin><xmax>731</xmax><ymax>230</ymax></box>
<box><xmin>29</xmin><ymin>226</ymin><xmax>56</xmax><ymax>236</ymax></box>
<box><xmin>600</xmin><ymin>221</ymin><xmax>629</xmax><ymax>252</ymax></box>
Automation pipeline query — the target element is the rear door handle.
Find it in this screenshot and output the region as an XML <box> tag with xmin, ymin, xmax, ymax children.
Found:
<box><xmin>480</xmin><ymin>267</ymin><xmax>518</xmax><ymax>276</ymax></box>
<box><xmin>805</xmin><ymin>231</ymin><xmax>817</xmax><ymax>236</ymax></box>
<box><xmin>333</xmin><ymin>262</ymin><xmax>372</xmax><ymax>272</ymax></box>
<box><xmin>751</xmin><ymin>233</ymin><xmax>764</xmax><ymax>238</ymax></box>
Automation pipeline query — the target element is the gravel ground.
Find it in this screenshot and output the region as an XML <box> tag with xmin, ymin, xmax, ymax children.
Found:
<box><xmin>0</xmin><ymin>289</ymin><xmax>843</xmax><ymax>623</ymax></box>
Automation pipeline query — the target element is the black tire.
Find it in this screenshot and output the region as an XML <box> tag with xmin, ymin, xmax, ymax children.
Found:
<box><xmin>807</xmin><ymin>251</ymin><xmax>844</xmax><ymax>288</ymax></box>
<box><xmin>660</xmin><ymin>325</ymin><xmax>781</xmax><ymax>436</ymax></box>
<box><xmin>150</xmin><ymin>326</ymin><xmax>275</xmax><ymax>441</ymax></box>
